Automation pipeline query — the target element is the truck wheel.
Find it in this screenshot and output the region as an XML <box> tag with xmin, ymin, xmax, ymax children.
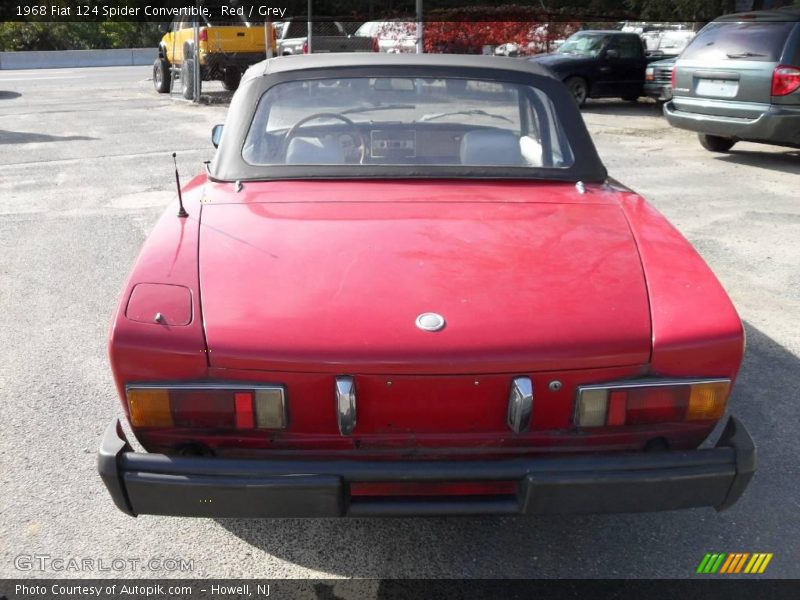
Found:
<box><xmin>564</xmin><ymin>77</ymin><xmax>588</xmax><ymax>107</ymax></box>
<box><xmin>222</xmin><ymin>68</ymin><xmax>241</xmax><ymax>92</ymax></box>
<box><xmin>698</xmin><ymin>134</ymin><xmax>736</xmax><ymax>153</ymax></box>
<box><xmin>153</xmin><ymin>58</ymin><xmax>171</xmax><ymax>93</ymax></box>
<box><xmin>181</xmin><ymin>59</ymin><xmax>198</xmax><ymax>100</ymax></box>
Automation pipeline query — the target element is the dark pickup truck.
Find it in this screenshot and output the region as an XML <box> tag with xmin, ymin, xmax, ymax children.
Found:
<box><xmin>530</xmin><ymin>30</ymin><xmax>656</xmax><ymax>106</ymax></box>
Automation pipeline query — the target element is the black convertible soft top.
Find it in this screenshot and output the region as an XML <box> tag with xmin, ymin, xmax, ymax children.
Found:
<box><xmin>210</xmin><ymin>53</ymin><xmax>608</xmax><ymax>183</ymax></box>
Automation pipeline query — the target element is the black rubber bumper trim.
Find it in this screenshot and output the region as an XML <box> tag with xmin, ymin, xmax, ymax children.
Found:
<box><xmin>97</xmin><ymin>420</ymin><xmax>135</xmax><ymax>516</ymax></box>
<box><xmin>98</xmin><ymin>416</ymin><xmax>755</xmax><ymax>518</ymax></box>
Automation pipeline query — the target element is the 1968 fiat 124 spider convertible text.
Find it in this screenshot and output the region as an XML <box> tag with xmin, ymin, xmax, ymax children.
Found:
<box><xmin>99</xmin><ymin>54</ymin><xmax>755</xmax><ymax>518</ymax></box>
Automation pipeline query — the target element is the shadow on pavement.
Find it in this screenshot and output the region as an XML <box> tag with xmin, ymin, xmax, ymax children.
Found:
<box><xmin>0</xmin><ymin>130</ymin><xmax>96</xmax><ymax>144</ymax></box>
<box><xmin>0</xmin><ymin>90</ymin><xmax>22</xmax><ymax>100</ymax></box>
<box><xmin>714</xmin><ymin>148</ymin><xmax>800</xmax><ymax>175</ymax></box>
<box><xmin>197</xmin><ymin>91</ymin><xmax>234</xmax><ymax>106</ymax></box>
<box><xmin>216</xmin><ymin>322</ymin><xmax>797</xmax><ymax>578</ymax></box>
<box><xmin>581</xmin><ymin>99</ymin><xmax>664</xmax><ymax>117</ymax></box>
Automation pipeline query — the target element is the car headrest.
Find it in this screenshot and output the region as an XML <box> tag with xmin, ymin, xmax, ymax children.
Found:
<box><xmin>286</xmin><ymin>137</ymin><xmax>345</xmax><ymax>165</ymax></box>
<box><xmin>461</xmin><ymin>129</ymin><xmax>522</xmax><ymax>167</ymax></box>
<box><xmin>460</xmin><ymin>129</ymin><xmax>523</xmax><ymax>166</ymax></box>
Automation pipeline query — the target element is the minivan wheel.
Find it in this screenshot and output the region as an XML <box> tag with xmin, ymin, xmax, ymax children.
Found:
<box><xmin>698</xmin><ymin>134</ymin><xmax>736</xmax><ymax>153</ymax></box>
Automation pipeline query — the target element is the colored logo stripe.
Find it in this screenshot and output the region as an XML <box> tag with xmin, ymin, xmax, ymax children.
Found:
<box><xmin>698</xmin><ymin>553</ymin><xmax>773</xmax><ymax>574</ymax></box>
<box><xmin>720</xmin><ymin>553</ymin><xmax>749</xmax><ymax>573</ymax></box>
<box><xmin>745</xmin><ymin>553</ymin><xmax>773</xmax><ymax>574</ymax></box>
<box><xmin>697</xmin><ymin>553</ymin><xmax>726</xmax><ymax>573</ymax></box>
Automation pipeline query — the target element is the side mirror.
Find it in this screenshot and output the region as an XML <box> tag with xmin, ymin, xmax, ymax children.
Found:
<box><xmin>605</xmin><ymin>49</ymin><xmax>619</xmax><ymax>60</ymax></box>
<box><xmin>211</xmin><ymin>124</ymin><xmax>224</xmax><ymax>148</ymax></box>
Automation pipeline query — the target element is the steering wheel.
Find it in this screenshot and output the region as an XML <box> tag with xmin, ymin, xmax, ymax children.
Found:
<box><xmin>283</xmin><ymin>112</ymin><xmax>367</xmax><ymax>164</ymax></box>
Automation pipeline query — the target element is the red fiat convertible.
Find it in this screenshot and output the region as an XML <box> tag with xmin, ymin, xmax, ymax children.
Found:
<box><xmin>99</xmin><ymin>54</ymin><xmax>754</xmax><ymax>518</ymax></box>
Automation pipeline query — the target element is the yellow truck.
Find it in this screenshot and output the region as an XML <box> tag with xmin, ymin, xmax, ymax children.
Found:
<box><xmin>154</xmin><ymin>17</ymin><xmax>277</xmax><ymax>99</ymax></box>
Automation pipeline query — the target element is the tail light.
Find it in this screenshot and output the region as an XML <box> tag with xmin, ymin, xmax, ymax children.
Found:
<box><xmin>371</xmin><ymin>36</ymin><xmax>380</xmax><ymax>53</ymax></box>
<box><xmin>671</xmin><ymin>67</ymin><xmax>677</xmax><ymax>89</ymax></box>
<box><xmin>772</xmin><ymin>65</ymin><xmax>800</xmax><ymax>97</ymax></box>
<box><xmin>302</xmin><ymin>41</ymin><xmax>309</xmax><ymax>54</ymax></box>
<box><xmin>575</xmin><ymin>379</ymin><xmax>730</xmax><ymax>428</ymax></box>
<box><xmin>645</xmin><ymin>67</ymin><xmax>655</xmax><ymax>81</ymax></box>
<box><xmin>126</xmin><ymin>385</ymin><xmax>287</xmax><ymax>430</ymax></box>
<box><xmin>198</xmin><ymin>28</ymin><xmax>208</xmax><ymax>42</ymax></box>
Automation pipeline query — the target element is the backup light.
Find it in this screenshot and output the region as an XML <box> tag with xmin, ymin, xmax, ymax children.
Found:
<box><xmin>126</xmin><ymin>385</ymin><xmax>286</xmax><ymax>430</ymax></box>
<box><xmin>574</xmin><ymin>379</ymin><xmax>730</xmax><ymax>428</ymax></box>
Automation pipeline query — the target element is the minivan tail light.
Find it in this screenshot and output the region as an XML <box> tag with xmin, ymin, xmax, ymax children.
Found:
<box><xmin>199</xmin><ymin>28</ymin><xmax>208</xmax><ymax>42</ymax></box>
<box><xmin>126</xmin><ymin>385</ymin><xmax>287</xmax><ymax>430</ymax></box>
<box><xmin>671</xmin><ymin>67</ymin><xmax>676</xmax><ymax>89</ymax></box>
<box><xmin>772</xmin><ymin>65</ymin><xmax>800</xmax><ymax>96</ymax></box>
<box><xmin>575</xmin><ymin>379</ymin><xmax>730</xmax><ymax>428</ymax></box>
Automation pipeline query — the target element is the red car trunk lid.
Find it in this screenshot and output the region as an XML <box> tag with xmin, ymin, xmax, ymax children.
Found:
<box><xmin>198</xmin><ymin>181</ymin><xmax>651</xmax><ymax>374</ymax></box>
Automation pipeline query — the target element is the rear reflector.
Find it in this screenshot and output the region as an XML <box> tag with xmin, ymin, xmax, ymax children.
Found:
<box><xmin>575</xmin><ymin>379</ymin><xmax>730</xmax><ymax>428</ymax></box>
<box><xmin>234</xmin><ymin>392</ymin><xmax>255</xmax><ymax>430</ymax></box>
<box><xmin>350</xmin><ymin>481</ymin><xmax>519</xmax><ymax>497</ymax></box>
<box><xmin>126</xmin><ymin>385</ymin><xmax>286</xmax><ymax>430</ymax></box>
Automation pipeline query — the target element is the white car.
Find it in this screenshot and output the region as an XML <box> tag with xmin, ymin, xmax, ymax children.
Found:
<box><xmin>355</xmin><ymin>21</ymin><xmax>417</xmax><ymax>53</ymax></box>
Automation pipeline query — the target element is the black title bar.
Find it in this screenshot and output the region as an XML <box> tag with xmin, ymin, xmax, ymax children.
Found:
<box><xmin>0</xmin><ymin>0</ymin><xmax>736</xmax><ymax>23</ymax></box>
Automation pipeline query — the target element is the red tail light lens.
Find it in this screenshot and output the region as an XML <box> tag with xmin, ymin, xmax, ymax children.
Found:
<box><xmin>199</xmin><ymin>28</ymin><xmax>208</xmax><ymax>42</ymax></box>
<box><xmin>625</xmin><ymin>386</ymin><xmax>689</xmax><ymax>425</ymax></box>
<box><xmin>171</xmin><ymin>389</ymin><xmax>234</xmax><ymax>429</ymax></box>
<box><xmin>127</xmin><ymin>385</ymin><xmax>286</xmax><ymax>430</ymax></box>
<box><xmin>302</xmin><ymin>41</ymin><xmax>309</xmax><ymax>54</ymax></box>
<box><xmin>671</xmin><ymin>67</ymin><xmax>677</xmax><ymax>89</ymax></box>
<box><xmin>372</xmin><ymin>36</ymin><xmax>380</xmax><ymax>52</ymax></box>
<box><xmin>575</xmin><ymin>379</ymin><xmax>730</xmax><ymax>428</ymax></box>
<box><xmin>772</xmin><ymin>65</ymin><xmax>800</xmax><ymax>96</ymax></box>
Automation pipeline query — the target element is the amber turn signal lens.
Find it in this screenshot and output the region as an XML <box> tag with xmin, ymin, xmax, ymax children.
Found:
<box><xmin>127</xmin><ymin>388</ymin><xmax>173</xmax><ymax>427</ymax></box>
<box><xmin>686</xmin><ymin>381</ymin><xmax>730</xmax><ymax>421</ymax></box>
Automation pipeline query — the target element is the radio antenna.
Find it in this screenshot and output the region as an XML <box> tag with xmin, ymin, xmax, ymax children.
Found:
<box><xmin>172</xmin><ymin>152</ymin><xmax>188</xmax><ymax>218</ymax></box>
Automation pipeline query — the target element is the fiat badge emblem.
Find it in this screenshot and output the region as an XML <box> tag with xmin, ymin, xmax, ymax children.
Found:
<box><xmin>416</xmin><ymin>312</ymin><xmax>446</xmax><ymax>332</ymax></box>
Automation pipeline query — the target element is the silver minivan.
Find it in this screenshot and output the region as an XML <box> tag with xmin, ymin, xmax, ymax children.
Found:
<box><xmin>664</xmin><ymin>9</ymin><xmax>800</xmax><ymax>152</ymax></box>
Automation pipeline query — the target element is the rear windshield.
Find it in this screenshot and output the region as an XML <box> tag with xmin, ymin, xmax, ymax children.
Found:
<box><xmin>557</xmin><ymin>33</ymin><xmax>610</xmax><ymax>57</ymax></box>
<box><xmin>681</xmin><ymin>21</ymin><xmax>794</xmax><ymax>62</ymax></box>
<box><xmin>242</xmin><ymin>77</ymin><xmax>574</xmax><ymax>169</ymax></box>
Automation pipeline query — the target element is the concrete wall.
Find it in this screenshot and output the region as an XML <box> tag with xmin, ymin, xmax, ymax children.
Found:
<box><xmin>0</xmin><ymin>48</ymin><xmax>157</xmax><ymax>70</ymax></box>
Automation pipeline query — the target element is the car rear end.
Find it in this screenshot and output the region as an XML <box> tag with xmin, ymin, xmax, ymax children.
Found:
<box><xmin>645</xmin><ymin>58</ymin><xmax>676</xmax><ymax>100</ymax></box>
<box><xmin>664</xmin><ymin>10</ymin><xmax>800</xmax><ymax>150</ymax></box>
<box><xmin>199</xmin><ymin>23</ymin><xmax>275</xmax><ymax>76</ymax></box>
<box><xmin>99</xmin><ymin>183</ymin><xmax>756</xmax><ymax>519</ymax></box>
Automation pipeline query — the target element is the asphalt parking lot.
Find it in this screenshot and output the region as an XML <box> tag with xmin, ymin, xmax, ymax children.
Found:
<box><xmin>1</xmin><ymin>65</ymin><xmax>798</xmax><ymax>580</ymax></box>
